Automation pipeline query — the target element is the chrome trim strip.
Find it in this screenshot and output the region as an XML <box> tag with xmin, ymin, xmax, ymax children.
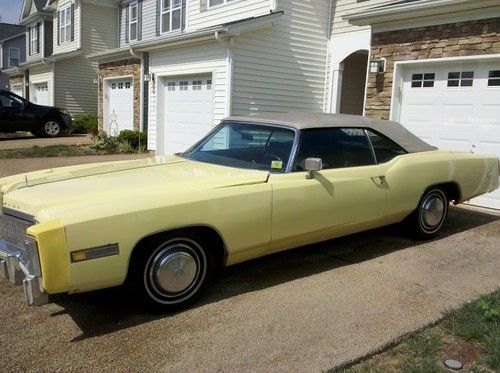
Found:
<box><xmin>1</xmin><ymin>207</ymin><xmax>37</xmax><ymax>224</ymax></box>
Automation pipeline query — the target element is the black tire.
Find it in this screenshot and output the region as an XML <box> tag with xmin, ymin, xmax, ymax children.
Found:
<box><xmin>128</xmin><ymin>233</ymin><xmax>215</xmax><ymax>312</ymax></box>
<box><xmin>39</xmin><ymin>119</ymin><xmax>62</xmax><ymax>137</ymax></box>
<box><xmin>406</xmin><ymin>188</ymin><xmax>449</xmax><ymax>240</ymax></box>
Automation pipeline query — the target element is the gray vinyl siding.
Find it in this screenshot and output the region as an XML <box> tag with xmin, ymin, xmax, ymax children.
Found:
<box><xmin>119</xmin><ymin>0</ymin><xmax>156</xmax><ymax>47</ymax></box>
<box><xmin>53</xmin><ymin>0</ymin><xmax>80</xmax><ymax>54</ymax></box>
<box><xmin>231</xmin><ymin>0</ymin><xmax>330</xmax><ymax>114</ymax></box>
<box><xmin>1</xmin><ymin>35</ymin><xmax>26</xmax><ymax>68</ymax></box>
<box><xmin>331</xmin><ymin>0</ymin><xmax>392</xmax><ymax>36</ymax></box>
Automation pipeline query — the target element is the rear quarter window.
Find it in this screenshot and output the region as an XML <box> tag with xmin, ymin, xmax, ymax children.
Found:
<box><xmin>367</xmin><ymin>130</ymin><xmax>407</xmax><ymax>163</ymax></box>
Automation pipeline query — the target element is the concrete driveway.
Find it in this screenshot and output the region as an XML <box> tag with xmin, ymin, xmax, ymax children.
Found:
<box><xmin>0</xmin><ymin>158</ymin><xmax>498</xmax><ymax>371</ymax></box>
<box><xmin>0</xmin><ymin>133</ymin><xmax>92</xmax><ymax>150</ymax></box>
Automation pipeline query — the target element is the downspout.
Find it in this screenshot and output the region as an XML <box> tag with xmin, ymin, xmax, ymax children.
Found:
<box><xmin>324</xmin><ymin>0</ymin><xmax>334</xmax><ymax>113</ymax></box>
<box><xmin>129</xmin><ymin>47</ymin><xmax>144</xmax><ymax>133</ymax></box>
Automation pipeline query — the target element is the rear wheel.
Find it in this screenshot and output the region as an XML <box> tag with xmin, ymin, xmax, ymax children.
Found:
<box><xmin>129</xmin><ymin>234</ymin><xmax>214</xmax><ymax>311</ymax></box>
<box><xmin>407</xmin><ymin>188</ymin><xmax>449</xmax><ymax>239</ymax></box>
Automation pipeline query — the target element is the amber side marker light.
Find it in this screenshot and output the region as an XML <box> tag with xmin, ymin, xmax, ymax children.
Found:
<box><xmin>71</xmin><ymin>243</ymin><xmax>119</xmax><ymax>263</ymax></box>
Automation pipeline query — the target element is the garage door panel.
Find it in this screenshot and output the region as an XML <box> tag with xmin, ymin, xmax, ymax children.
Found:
<box><xmin>400</xmin><ymin>60</ymin><xmax>500</xmax><ymax>209</ymax></box>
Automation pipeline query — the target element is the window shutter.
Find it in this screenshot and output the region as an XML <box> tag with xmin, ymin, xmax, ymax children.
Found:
<box><xmin>118</xmin><ymin>5</ymin><xmax>123</xmax><ymax>45</ymax></box>
<box><xmin>27</xmin><ymin>26</ymin><xmax>31</xmax><ymax>55</ymax></box>
<box><xmin>57</xmin><ymin>11</ymin><xmax>61</xmax><ymax>45</ymax></box>
<box><xmin>181</xmin><ymin>0</ymin><xmax>186</xmax><ymax>31</ymax></box>
<box><xmin>36</xmin><ymin>22</ymin><xmax>40</xmax><ymax>54</ymax></box>
<box><xmin>156</xmin><ymin>0</ymin><xmax>161</xmax><ymax>36</ymax></box>
<box><xmin>125</xmin><ymin>5</ymin><xmax>130</xmax><ymax>43</ymax></box>
<box><xmin>200</xmin><ymin>0</ymin><xmax>207</xmax><ymax>12</ymax></box>
<box><xmin>70</xmin><ymin>3</ymin><xmax>75</xmax><ymax>42</ymax></box>
<box><xmin>137</xmin><ymin>0</ymin><xmax>143</xmax><ymax>41</ymax></box>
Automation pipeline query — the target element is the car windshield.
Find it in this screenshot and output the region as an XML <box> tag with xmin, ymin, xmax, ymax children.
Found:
<box><xmin>182</xmin><ymin>122</ymin><xmax>296</xmax><ymax>172</ymax></box>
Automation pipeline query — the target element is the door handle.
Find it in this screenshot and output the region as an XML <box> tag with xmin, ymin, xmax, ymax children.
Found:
<box><xmin>371</xmin><ymin>175</ymin><xmax>386</xmax><ymax>185</ymax></box>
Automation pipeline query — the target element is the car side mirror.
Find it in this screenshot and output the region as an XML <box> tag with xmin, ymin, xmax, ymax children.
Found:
<box><xmin>305</xmin><ymin>157</ymin><xmax>322</xmax><ymax>179</ymax></box>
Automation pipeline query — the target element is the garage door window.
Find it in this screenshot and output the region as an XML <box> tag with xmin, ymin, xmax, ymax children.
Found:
<box><xmin>488</xmin><ymin>70</ymin><xmax>500</xmax><ymax>87</ymax></box>
<box><xmin>411</xmin><ymin>73</ymin><xmax>435</xmax><ymax>88</ymax></box>
<box><xmin>447</xmin><ymin>71</ymin><xmax>474</xmax><ymax>87</ymax></box>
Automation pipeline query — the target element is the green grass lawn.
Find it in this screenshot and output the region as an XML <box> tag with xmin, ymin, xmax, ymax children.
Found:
<box><xmin>336</xmin><ymin>290</ymin><xmax>500</xmax><ymax>372</ymax></box>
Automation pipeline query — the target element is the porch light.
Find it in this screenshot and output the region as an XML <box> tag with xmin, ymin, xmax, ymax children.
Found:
<box><xmin>369</xmin><ymin>58</ymin><xmax>386</xmax><ymax>74</ymax></box>
<box><xmin>144</xmin><ymin>73</ymin><xmax>154</xmax><ymax>82</ymax></box>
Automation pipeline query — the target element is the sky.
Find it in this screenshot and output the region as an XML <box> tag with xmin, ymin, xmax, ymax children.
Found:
<box><xmin>0</xmin><ymin>0</ymin><xmax>24</xmax><ymax>24</ymax></box>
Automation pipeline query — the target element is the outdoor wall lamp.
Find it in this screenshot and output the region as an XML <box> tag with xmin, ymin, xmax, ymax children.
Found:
<box><xmin>369</xmin><ymin>58</ymin><xmax>386</xmax><ymax>74</ymax></box>
<box><xmin>144</xmin><ymin>73</ymin><xmax>155</xmax><ymax>82</ymax></box>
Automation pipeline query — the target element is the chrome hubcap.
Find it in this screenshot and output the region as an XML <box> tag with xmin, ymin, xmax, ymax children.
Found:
<box><xmin>154</xmin><ymin>251</ymin><xmax>197</xmax><ymax>293</ymax></box>
<box><xmin>45</xmin><ymin>121</ymin><xmax>60</xmax><ymax>136</ymax></box>
<box><xmin>421</xmin><ymin>194</ymin><xmax>445</xmax><ymax>228</ymax></box>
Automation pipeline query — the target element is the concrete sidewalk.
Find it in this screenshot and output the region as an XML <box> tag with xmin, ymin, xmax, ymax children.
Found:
<box><xmin>0</xmin><ymin>134</ymin><xmax>92</xmax><ymax>150</ymax></box>
<box><xmin>0</xmin><ymin>204</ymin><xmax>498</xmax><ymax>371</ymax></box>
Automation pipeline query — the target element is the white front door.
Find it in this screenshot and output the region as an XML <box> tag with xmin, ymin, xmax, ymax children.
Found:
<box><xmin>162</xmin><ymin>75</ymin><xmax>214</xmax><ymax>154</ymax></box>
<box><xmin>106</xmin><ymin>78</ymin><xmax>134</xmax><ymax>135</ymax></box>
<box><xmin>10</xmin><ymin>84</ymin><xmax>23</xmax><ymax>97</ymax></box>
<box><xmin>33</xmin><ymin>83</ymin><xmax>49</xmax><ymax>106</ymax></box>
<box><xmin>399</xmin><ymin>60</ymin><xmax>500</xmax><ymax>209</ymax></box>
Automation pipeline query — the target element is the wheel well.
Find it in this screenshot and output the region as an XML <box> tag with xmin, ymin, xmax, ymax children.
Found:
<box><xmin>127</xmin><ymin>226</ymin><xmax>227</xmax><ymax>278</ymax></box>
<box><xmin>427</xmin><ymin>182</ymin><xmax>461</xmax><ymax>204</ymax></box>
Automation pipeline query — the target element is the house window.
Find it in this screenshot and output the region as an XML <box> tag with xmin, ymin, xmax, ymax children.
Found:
<box><xmin>161</xmin><ymin>0</ymin><xmax>182</xmax><ymax>33</ymax></box>
<box><xmin>192</xmin><ymin>80</ymin><xmax>202</xmax><ymax>90</ymax></box>
<box><xmin>59</xmin><ymin>5</ymin><xmax>72</xmax><ymax>44</ymax></box>
<box><xmin>29</xmin><ymin>25</ymin><xmax>38</xmax><ymax>55</ymax></box>
<box><xmin>411</xmin><ymin>73</ymin><xmax>435</xmax><ymax>88</ymax></box>
<box><xmin>447</xmin><ymin>71</ymin><xmax>474</xmax><ymax>87</ymax></box>
<box><xmin>8</xmin><ymin>48</ymin><xmax>20</xmax><ymax>67</ymax></box>
<box><xmin>129</xmin><ymin>2</ymin><xmax>138</xmax><ymax>41</ymax></box>
<box><xmin>487</xmin><ymin>70</ymin><xmax>500</xmax><ymax>87</ymax></box>
<box><xmin>167</xmin><ymin>82</ymin><xmax>176</xmax><ymax>91</ymax></box>
<box><xmin>179</xmin><ymin>81</ymin><xmax>188</xmax><ymax>90</ymax></box>
<box><xmin>208</xmin><ymin>0</ymin><xmax>236</xmax><ymax>7</ymax></box>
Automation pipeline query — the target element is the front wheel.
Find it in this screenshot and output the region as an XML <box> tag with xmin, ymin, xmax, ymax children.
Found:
<box><xmin>39</xmin><ymin>120</ymin><xmax>62</xmax><ymax>137</ymax></box>
<box><xmin>407</xmin><ymin>188</ymin><xmax>449</xmax><ymax>240</ymax></box>
<box><xmin>129</xmin><ymin>235</ymin><xmax>214</xmax><ymax>311</ymax></box>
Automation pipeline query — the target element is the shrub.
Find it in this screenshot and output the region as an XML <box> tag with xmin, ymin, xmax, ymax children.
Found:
<box><xmin>69</xmin><ymin>113</ymin><xmax>99</xmax><ymax>136</ymax></box>
<box><xmin>89</xmin><ymin>132</ymin><xmax>120</xmax><ymax>154</ymax></box>
<box><xmin>117</xmin><ymin>130</ymin><xmax>147</xmax><ymax>151</ymax></box>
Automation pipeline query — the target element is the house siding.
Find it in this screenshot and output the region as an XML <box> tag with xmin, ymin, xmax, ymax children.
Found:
<box><xmin>330</xmin><ymin>0</ymin><xmax>391</xmax><ymax>36</ymax></box>
<box><xmin>25</xmin><ymin>21</ymin><xmax>44</xmax><ymax>63</ymax></box>
<box><xmin>120</xmin><ymin>0</ymin><xmax>157</xmax><ymax>47</ymax></box>
<box><xmin>365</xmin><ymin>18</ymin><xmax>500</xmax><ymax>120</ymax></box>
<box><xmin>1</xmin><ymin>36</ymin><xmax>26</xmax><ymax>69</ymax></box>
<box><xmin>148</xmin><ymin>41</ymin><xmax>228</xmax><ymax>150</ymax></box>
<box><xmin>231</xmin><ymin>0</ymin><xmax>330</xmax><ymax>114</ymax></box>
<box><xmin>52</xmin><ymin>0</ymin><xmax>81</xmax><ymax>55</ymax></box>
<box><xmin>188</xmin><ymin>0</ymin><xmax>271</xmax><ymax>30</ymax></box>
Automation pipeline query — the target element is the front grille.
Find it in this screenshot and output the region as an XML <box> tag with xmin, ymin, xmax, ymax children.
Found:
<box><xmin>0</xmin><ymin>211</ymin><xmax>35</xmax><ymax>250</ymax></box>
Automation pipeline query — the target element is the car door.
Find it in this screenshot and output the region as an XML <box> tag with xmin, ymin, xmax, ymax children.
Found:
<box><xmin>0</xmin><ymin>91</ymin><xmax>29</xmax><ymax>132</ymax></box>
<box><xmin>269</xmin><ymin>128</ymin><xmax>388</xmax><ymax>251</ymax></box>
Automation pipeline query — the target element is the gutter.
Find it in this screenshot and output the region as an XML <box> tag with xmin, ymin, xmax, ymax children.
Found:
<box><xmin>345</xmin><ymin>0</ymin><xmax>500</xmax><ymax>24</ymax></box>
<box><xmin>45</xmin><ymin>49</ymin><xmax>82</xmax><ymax>62</ymax></box>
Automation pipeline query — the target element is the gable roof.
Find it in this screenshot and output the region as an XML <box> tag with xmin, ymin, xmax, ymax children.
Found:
<box><xmin>0</xmin><ymin>23</ymin><xmax>26</xmax><ymax>41</ymax></box>
<box><xmin>21</xmin><ymin>0</ymin><xmax>50</xmax><ymax>21</ymax></box>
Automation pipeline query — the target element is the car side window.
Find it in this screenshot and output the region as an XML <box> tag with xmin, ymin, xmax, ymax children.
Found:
<box><xmin>294</xmin><ymin>128</ymin><xmax>375</xmax><ymax>171</ymax></box>
<box><xmin>0</xmin><ymin>92</ymin><xmax>24</xmax><ymax>108</ymax></box>
<box><xmin>366</xmin><ymin>130</ymin><xmax>407</xmax><ymax>163</ymax></box>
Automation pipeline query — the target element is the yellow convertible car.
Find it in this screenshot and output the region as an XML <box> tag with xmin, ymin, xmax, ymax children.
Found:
<box><xmin>0</xmin><ymin>113</ymin><xmax>498</xmax><ymax>310</ymax></box>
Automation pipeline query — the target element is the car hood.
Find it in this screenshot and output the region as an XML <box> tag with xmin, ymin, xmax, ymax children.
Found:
<box><xmin>0</xmin><ymin>156</ymin><xmax>269</xmax><ymax>221</ymax></box>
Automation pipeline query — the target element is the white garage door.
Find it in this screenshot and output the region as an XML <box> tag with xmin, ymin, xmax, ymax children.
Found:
<box><xmin>33</xmin><ymin>83</ymin><xmax>49</xmax><ymax>106</ymax></box>
<box><xmin>163</xmin><ymin>75</ymin><xmax>213</xmax><ymax>154</ymax></box>
<box><xmin>10</xmin><ymin>84</ymin><xmax>23</xmax><ymax>97</ymax></box>
<box><xmin>106</xmin><ymin>79</ymin><xmax>134</xmax><ymax>135</ymax></box>
<box><xmin>400</xmin><ymin>60</ymin><xmax>500</xmax><ymax>209</ymax></box>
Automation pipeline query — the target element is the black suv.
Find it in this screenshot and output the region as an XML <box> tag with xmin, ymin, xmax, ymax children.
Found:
<box><xmin>0</xmin><ymin>89</ymin><xmax>72</xmax><ymax>137</ymax></box>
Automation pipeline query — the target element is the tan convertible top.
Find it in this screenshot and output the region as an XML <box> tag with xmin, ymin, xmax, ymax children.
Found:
<box><xmin>224</xmin><ymin>113</ymin><xmax>436</xmax><ymax>153</ymax></box>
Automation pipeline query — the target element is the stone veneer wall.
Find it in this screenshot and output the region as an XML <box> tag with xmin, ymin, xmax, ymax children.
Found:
<box><xmin>98</xmin><ymin>58</ymin><xmax>141</xmax><ymax>131</ymax></box>
<box><xmin>365</xmin><ymin>18</ymin><xmax>500</xmax><ymax>120</ymax></box>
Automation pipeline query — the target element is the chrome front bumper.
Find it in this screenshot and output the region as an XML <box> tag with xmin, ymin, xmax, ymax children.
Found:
<box><xmin>0</xmin><ymin>238</ymin><xmax>48</xmax><ymax>306</ymax></box>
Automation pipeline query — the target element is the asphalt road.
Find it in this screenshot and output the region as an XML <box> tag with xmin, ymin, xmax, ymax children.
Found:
<box><xmin>0</xmin><ymin>158</ymin><xmax>499</xmax><ymax>371</ymax></box>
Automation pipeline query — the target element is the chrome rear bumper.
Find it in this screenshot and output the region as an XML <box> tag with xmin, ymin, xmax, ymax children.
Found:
<box><xmin>0</xmin><ymin>239</ymin><xmax>48</xmax><ymax>306</ymax></box>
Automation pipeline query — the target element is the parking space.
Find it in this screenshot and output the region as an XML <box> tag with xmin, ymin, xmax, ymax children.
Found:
<box><xmin>0</xmin><ymin>204</ymin><xmax>498</xmax><ymax>371</ymax></box>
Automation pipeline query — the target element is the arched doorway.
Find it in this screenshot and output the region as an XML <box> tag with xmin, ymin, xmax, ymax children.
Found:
<box><xmin>339</xmin><ymin>50</ymin><xmax>368</xmax><ymax>115</ymax></box>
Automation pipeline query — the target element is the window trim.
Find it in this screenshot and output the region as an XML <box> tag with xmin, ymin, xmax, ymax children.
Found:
<box><xmin>59</xmin><ymin>4</ymin><xmax>73</xmax><ymax>45</ymax></box>
<box><xmin>129</xmin><ymin>1</ymin><xmax>138</xmax><ymax>41</ymax></box>
<box><xmin>207</xmin><ymin>0</ymin><xmax>236</xmax><ymax>9</ymax></box>
<box><xmin>29</xmin><ymin>25</ymin><xmax>38</xmax><ymax>55</ymax></box>
<box><xmin>487</xmin><ymin>70</ymin><xmax>500</xmax><ymax>87</ymax></box>
<box><xmin>447</xmin><ymin>71</ymin><xmax>474</xmax><ymax>88</ymax></box>
<box><xmin>411</xmin><ymin>72</ymin><xmax>435</xmax><ymax>88</ymax></box>
<box><xmin>160</xmin><ymin>0</ymin><xmax>182</xmax><ymax>34</ymax></box>
<box><xmin>8</xmin><ymin>47</ymin><xmax>20</xmax><ymax>68</ymax></box>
